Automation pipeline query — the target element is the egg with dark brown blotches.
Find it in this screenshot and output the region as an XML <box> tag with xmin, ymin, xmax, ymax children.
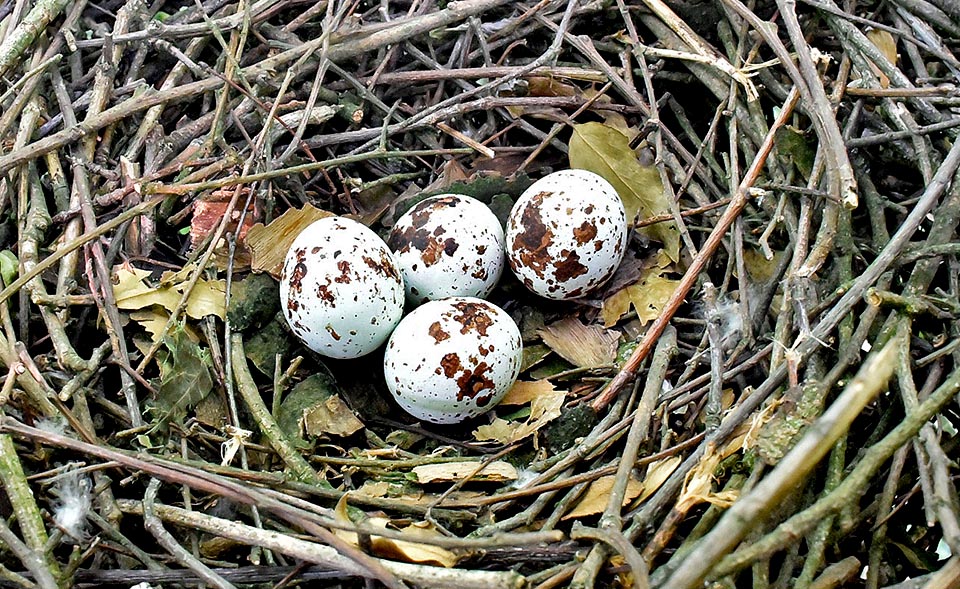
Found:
<box><xmin>388</xmin><ymin>194</ymin><xmax>505</xmax><ymax>304</ymax></box>
<box><xmin>505</xmin><ymin>170</ymin><xmax>628</xmax><ymax>300</ymax></box>
<box><xmin>280</xmin><ymin>216</ymin><xmax>404</xmax><ymax>359</ymax></box>
<box><xmin>383</xmin><ymin>297</ymin><xmax>522</xmax><ymax>424</ymax></box>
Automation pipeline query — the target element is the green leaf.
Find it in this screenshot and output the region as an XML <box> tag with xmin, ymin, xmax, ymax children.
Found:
<box><xmin>0</xmin><ymin>250</ymin><xmax>17</xmax><ymax>287</ymax></box>
<box><xmin>569</xmin><ymin>122</ymin><xmax>680</xmax><ymax>261</ymax></box>
<box><xmin>276</xmin><ymin>374</ymin><xmax>341</xmax><ymax>447</ymax></box>
<box><xmin>149</xmin><ymin>325</ymin><xmax>213</xmax><ymax>429</ymax></box>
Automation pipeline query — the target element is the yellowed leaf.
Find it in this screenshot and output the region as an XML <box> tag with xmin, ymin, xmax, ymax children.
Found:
<box><xmin>601</xmin><ymin>266</ymin><xmax>680</xmax><ymax>327</ymax></box>
<box><xmin>114</xmin><ymin>265</ymin><xmax>226</xmax><ymax>320</ymax></box>
<box><xmin>563</xmin><ymin>475</ymin><xmax>643</xmax><ymax>519</ymax></box>
<box><xmin>538</xmin><ymin>317</ymin><xmax>619</xmax><ymax>368</ymax></box>
<box><xmin>502</xmin><ymin>379</ymin><xmax>556</xmax><ymax>406</ymax></box>
<box><xmin>129</xmin><ymin>309</ymin><xmax>201</xmax><ymax>342</ymax></box>
<box><xmin>472</xmin><ymin>418</ymin><xmax>519</xmax><ymax>445</ymax></box>
<box><xmin>355</xmin><ymin>480</ymin><xmax>391</xmax><ymax>498</ymax></box>
<box><xmin>600</xmin><ymin>289</ymin><xmax>633</xmax><ymax>329</ymax></box>
<box><xmin>569</xmin><ymin>122</ymin><xmax>680</xmax><ymax>260</ymax></box>
<box><xmin>184</xmin><ymin>279</ymin><xmax>227</xmax><ymax>320</ymax></box>
<box><xmin>303</xmin><ymin>395</ymin><xmax>364</xmax><ymax>437</ymax></box>
<box><xmin>742</xmin><ymin>248</ymin><xmax>785</xmax><ymax>283</ymax></box>
<box><xmin>246</xmin><ymin>204</ymin><xmax>333</xmax><ymax>276</ymax></box>
<box><xmin>675</xmin><ymin>446</ymin><xmax>739</xmax><ymax>512</ymax></box>
<box><xmin>637</xmin><ymin>456</ymin><xmax>682</xmax><ymax>503</ymax></box>
<box><xmin>473</xmin><ymin>387</ymin><xmax>566</xmax><ymax>444</ymax></box>
<box><xmin>334</xmin><ymin>496</ymin><xmax>459</xmax><ymax>567</ymax></box>
<box><xmin>412</xmin><ymin>461</ymin><xmax>518</xmax><ymax>484</ymax></box>
<box><xmin>866</xmin><ymin>29</ymin><xmax>897</xmax><ymax>88</ymax></box>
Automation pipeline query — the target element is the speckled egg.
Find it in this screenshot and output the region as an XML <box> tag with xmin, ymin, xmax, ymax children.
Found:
<box><xmin>387</xmin><ymin>194</ymin><xmax>505</xmax><ymax>304</ymax></box>
<box><xmin>505</xmin><ymin>169</ymin><xmax>628</xmax><ymax>300</ymax></box>
<box><xmin>280</xmin><ymin>216</ymin><xmax>405</xmax><ymax>359</ymax></box>
<box><xmin>383</xmin><ymin>297</ymin><xmax>522</xmax><ymax>424</ymax></box>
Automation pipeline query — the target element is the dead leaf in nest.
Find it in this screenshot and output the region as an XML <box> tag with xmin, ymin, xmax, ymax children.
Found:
<box><xmin>537</xmin><ymin>317</ymin><xmax>619</xmax><ymax>368</ymax></box>
<box><xmin>473</xmin><ymin>386</ymin><xmax>566</xmax><ymax>444</ymax></box>
<box><xmin>303</xmin><ymin>395</ymin><xmax>364</xmax><ymax>438</ymax></box>
<box><xmin>355</xmin><ymin>481</ymin><xmax>392</xmax><ymax>498</ymax></box>
<box><xmin>114</xmin><ymin>265</ymin><xmax>226</xmax><ymax>321</ymax></box>
<box><xmin>865</xmin><ymin>29</ymin><xmax>897</xmax><ymax>88</ymax></box>
<box><xmin>601</xmin><ymin>265</ymin><xmax>680</xmax><ymax>327</ymax></box>
<box><xmin>676</xmin><ymin>446</ymin><xmax>739</xmax><ymax>512</ymax></box>
<box><xmin>741</xmin><ymin>248</ymin><xmax>785</xmax><ymax>283</ymax></box>
<box><xmin>129</xmin><ymin>309</ymin><xmax>201</xmax><ymax>343</ymax></box>
<box><xmin>189</xmin><ymin>190</ymin><xmax>258</xmax><ymax>249</ymax></box>
<box><xmin>412</xmin><ymin>461</ymin><xmax>518</xmax><ymax>484</ymax></box>
<box><xmin>334</xmin><ymin>497</ymin><xmax>459</xmax><ymax>567</ymax></box>
<box><xmin>502</xmin><ymin>379</ymin><xmax>556</xmax><ymax>406</ymax></box>
<box><xmin>569</xmin><ymin>122</ymin><xmax>680</xmax><ymax>261</ymax></box>
<box><xmin>637</xmin><ymin>456</ymin><xmax>682</xmax><ymax>503</ymax></box>
<box><xmin>562</xmin><ymin>474</ymin><xmax>643</xmax><ymax>520</ymax></box>
<box><xmin>245</xmin><ymin>204</ymin><xmax>333</xmax><ymax>276</ymax></box>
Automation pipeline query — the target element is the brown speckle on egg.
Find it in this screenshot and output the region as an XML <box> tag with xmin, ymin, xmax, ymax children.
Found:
<box><xmin>429</xmin><ymin>321</ymin><xmax>450</xmax><ymax>343</ymax></box>
<box><xmin>511</xmin><ymin>192</ymin><xmax>555</xmax><ymax>280</ymax></box>
<box><xmin>456</xmin><ymin>362</ymin><xmax>494</xmax><ymax>401</ymax></box>
<box><xmin>440</xmin><ymin>352</ymin><xmax>461</xmax><ymax>378</ymax></box>
<box><xmin>451</xmin><ymin>300</ymin><xmax>493</xmax><ymax>335</ymax></box>
<box><xmin>573</xmin><ymin>220</ymin><xmax>597</xmax><ymax>245</ymax></box>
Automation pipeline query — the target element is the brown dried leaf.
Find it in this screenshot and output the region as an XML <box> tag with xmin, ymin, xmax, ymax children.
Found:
<box><xmin>601</xmin><ymin>266</ymin><xmax>680</xmax><ymax>327</ymax></box>
<box><xmin>537</xmin><ymin>317</ymin><xmax>619</xmax><ymax>368</ymax></box>
<box><xmin>245</xmin><ymin>204</ymin><xmax>333</xmax><ymax>276</ymax></box>
<box><xmin>334</xmin><ymin>497</ymin><xmax>459</xmax><ymax>567</ymax></box>
<box><xmin>473</xmin><ymin>386</ymin><xmax>566</xmax><ymax>444</ymax></box>
<box><xmin>866</xmin><ymin>29</ymin><xmax>897</xmax><ymax>88</ymax></box>
<box><xmin>562</xmin><ymin>475</ymin><xmax>643</xmax><ymax>519</ymax></box>
<box><xmin>114</xmin><ymin>265</ymin><xmax>226</xmax><ymax>320</ymax></box>
<box><xmin>303</xmin><ymin>395</ymin><xmax>364</xmax><ymax>437</ymax></box>
<box><xmin>501</xmin><ymin>379</ymin><xmax>557</xmax><ymax>406</ymax></box>
<box><xmin>412</xmin><ymin>461</ymin><xmax>518</xmax><ymax>484</ymax></box>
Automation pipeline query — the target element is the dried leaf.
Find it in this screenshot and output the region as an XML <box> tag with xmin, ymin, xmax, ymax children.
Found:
<box><xmin>129</xmin><ymin>309</ymin><xmax>201</xmax><ymax>343</ymax></box>
<box><xmin>149</xmin><ymin>326</ymin><xmax>213</xmax><ymax>428</ymax></box>
<box><xmin>502</xmin><ymin>379</ymin><xmax>556</xmax><ymax>406</ymax></box>
<box><xmin>537</xmin><ymin>317</ymin><xmax>619</xmax><ymax>368</ymax></box>
<box><xmin>334</xmin><ymin>497</ymin><xmax>459</xmax><ymax>567</ymax></box>
<box><xmin>562</xmin><ymin>475</ymin><xmax>643</xmax><ymax>519</ymax></box>
<box><xmin>276</xmin><ymin>374</ymin><xmax>341</xmax><ymax>447</ymax></box>
<box><xmin>675</xmin><ymin>447</ymin><xmax>738</xmax><ymax>511</ymax></box>
<box><xmin>473</xmin><ymin>386</ymin><xmax>565</xmax><ymax>444</ymax></box>
<box><xmin>245</xmin><ymin>204</ymin><xmax>333</xmax><ymax>276</ymax></box>
<box><xmin>113</xmin><ymin>265</ymin><xmax>226</xmax><ymax>320</ymax></box>
<box><xmin>866</xmin><ymin>29</ymin><xmax>897</xmax><ymax>88</ymax></box>
<box><xmin>569</xmin><ymin>122</ymin><xmax>680</xmax><ymax>261</ymax></box>
<box><xmin>637</xmin><ymin>456</ymin><xmax>682</xmax><ymax>503</ymax></box>
<box><xmin>303</xmin><ymin>395</ymin><xmax>364</xmax><ymax>437</ymax></box>
<box><xmin>601</xmin><ymin>266</ymin><xmax>680</xmax><ymax>327</ymax></box>
<box><xmin>412</xmin><ymin>461</ymin><xmax>518</xmax><ymax>484</ymax></box>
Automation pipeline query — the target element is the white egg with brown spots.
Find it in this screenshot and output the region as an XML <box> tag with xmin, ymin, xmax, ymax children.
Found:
<box><xmin>383</xmin><ymin>297</ymin><xmax>522</xmax><ymax>424</ymax></box>
<box><xmin>280</xmin><ymin>216</ymin><xmax>404</xmax><ymax>359</ymax></box>
<box><xmin>506</xmin><ymin>169</ymin><xmax>628</xmax><ymax>300</ymax></box>
<box><xmin>388</xmin><ymin>194</ymin><xmax>505</xmax><ymax>304</ymax></box>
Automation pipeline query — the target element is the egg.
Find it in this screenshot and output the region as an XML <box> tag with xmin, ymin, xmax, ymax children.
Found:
<box><xmin>383</xmin><ymin>297</ymin><xmax>522</xmax><ymax>424</ymax></box>
<box><xmin>505</xmin><ymin>169</ymin><xmax>628</xmax><ymax>300</ymax></box>
<box><xmin>280</xmin><ymin>216</ymin><xmax>405</xmax><ymax>359</ymax></box>
<box><xmin>387</xmin><ymin>194</ymin><xmax>505</xmax><ymax>304</ymax></box>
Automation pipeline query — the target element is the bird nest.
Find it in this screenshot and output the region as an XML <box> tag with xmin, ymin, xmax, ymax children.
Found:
<box><xmin>0</xmin><ymin>0</ymin><xmax>959</xmax><ymax>588</ymax></box>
